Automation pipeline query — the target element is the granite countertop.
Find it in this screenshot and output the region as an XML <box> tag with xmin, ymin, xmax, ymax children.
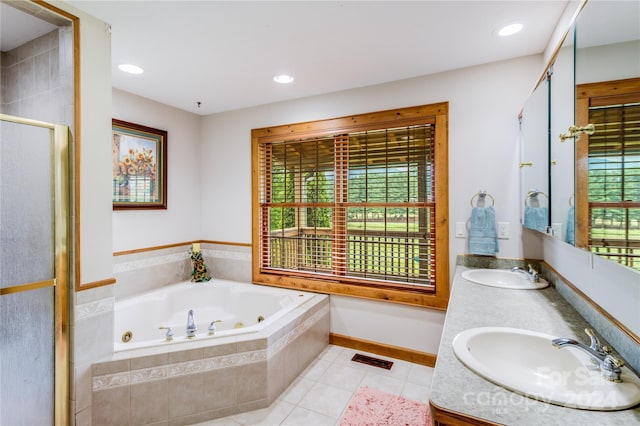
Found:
<box><xmin>429</xmin><ymin>264</ymin><xmax>640</xmax><ymax>425</ymax></box>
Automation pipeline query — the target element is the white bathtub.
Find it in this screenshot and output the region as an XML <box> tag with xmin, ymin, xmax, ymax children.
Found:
<box><xmin>114</xmin><ymin>279</ymin><xmax>315</xmax><ymax>352</ymax></box>
<box><xmin>95</xmin><ymin>278</ymin><xmax>329</xmax><ymax>423</ymax></box>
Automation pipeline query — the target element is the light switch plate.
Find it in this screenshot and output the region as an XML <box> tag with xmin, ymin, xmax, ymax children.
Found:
<box><xmin>455</xmin><ymin>222</ymin><xmax>466</xmax><ymax>238</ymax></box>
<box><xmin>498</xmin><ymin>222</ymin><xmax>509</xmax><ymax>239</ymax></box>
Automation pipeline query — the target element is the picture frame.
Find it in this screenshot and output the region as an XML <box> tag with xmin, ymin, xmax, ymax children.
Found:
<box><xmin>112</xmin><ymin>119</ymin><xmax>167</xmax><ymax>209</ymax></box>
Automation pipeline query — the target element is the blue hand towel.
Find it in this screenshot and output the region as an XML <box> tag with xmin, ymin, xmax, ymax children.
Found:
<box><xmin>565</xmin><ymin>206</ymin><xmax>575</xmax><ymax>245</ymax></box>
<box><xmin>469</xmin><ymin>206</ymin><xmax>499</xmax><ymax>256</ymax></box>
<box><xmin>524</xmin><ymin>207</ymin><xmax>549</xmax><ymax>232</ymax></box>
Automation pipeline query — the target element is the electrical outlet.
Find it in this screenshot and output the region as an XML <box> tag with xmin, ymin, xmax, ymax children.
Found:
<box><xmin>498</xmin><ymin>222</ymin><xmax>509</xmax><ymax>239</ymax></box>
<box><xmin>552</xmin><ymin>222</ymin><xmax>563</xmax><ymax>238</ymax></box>
<box><xmin>455</xmin><ymin>222</ymin><xmax>466</xmax><ymax>238</ymax></box>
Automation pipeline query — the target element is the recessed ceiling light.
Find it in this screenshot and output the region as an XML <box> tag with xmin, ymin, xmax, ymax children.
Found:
<box><xmin>497</xmin><ymin>23</ymin><xmax>523</xmax><ymax>37</ymax></box>
<box><xmin>273</xmin><ymin>74</ymin><xmax>294</xmax><ymax>84</ymax></box>
<box><xmin>118</xmin><ymin>64</ymin><xmax>144</xmax><ymax>74</ymax></box>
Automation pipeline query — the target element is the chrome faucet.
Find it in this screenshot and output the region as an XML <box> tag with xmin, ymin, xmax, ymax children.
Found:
<box><xmin>511</xmin><ymin>264</ymin><xmax>540</xmax><ymax>282</ymax></box>
<box><xmin>159</xmin><ymin>326</ymin><xmax>174</xmax><ymax>341</ymax></box>
<box><xmin>585</xmin><ymin>327</ymin><xmax>610</xmax><ymax>365</ymax></box>
<box><xmin>552</xmin><ymin>328</ymin><xmax>624</xmax><ymax>382</ymax></box>
<box><xmin>208</xmin><ymin>320</ymin><xmax>222</xmax><ymax>335</ymax></box>
<box><xmin>186</xmin><ymin>309</ymin><xmax>197</xmax><ymax>338</ymax></box>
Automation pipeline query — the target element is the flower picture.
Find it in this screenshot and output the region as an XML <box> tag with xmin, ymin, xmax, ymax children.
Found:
<box><xmin>112</xmin><ymin>119</ymin><xmax>167</xmax><ymax>209</ymax></box>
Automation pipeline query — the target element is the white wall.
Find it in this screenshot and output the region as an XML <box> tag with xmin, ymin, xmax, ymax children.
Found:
<box><xmin>199</xmin><ymin>54</ymin><xmax>544</xmax><ymax>352</ymax></box>
<box><xmin>331</xmin><ymin>296</ymin><xmax>446</xmax><ymax>354</ymax></box>
<box><xmin>112</xmin><ymin>89</ymin><xmax>202</xmax><ymax>252</ymax></box>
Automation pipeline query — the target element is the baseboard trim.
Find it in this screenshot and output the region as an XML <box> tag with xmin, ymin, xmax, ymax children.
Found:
<box><xmin>329</xmin><ymin>333</ymin><xmax>436</xmax><ymax>367</ymax></box>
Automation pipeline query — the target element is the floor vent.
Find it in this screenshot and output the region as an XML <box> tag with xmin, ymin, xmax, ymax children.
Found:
<box><xmin>351</xmin><ymin>353</ymin><xmax>394</xmax><ymax>370</ymax></box>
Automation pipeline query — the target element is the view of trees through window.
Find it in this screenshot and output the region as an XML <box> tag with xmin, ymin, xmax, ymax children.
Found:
<box><xmin>270</xmin><ymin>167</ymin><xmax>428</xmax><ymax>230</ymax></box>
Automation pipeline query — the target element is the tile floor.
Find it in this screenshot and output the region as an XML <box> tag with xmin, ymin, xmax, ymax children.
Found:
<box><xmin>195</xmin><ymin>344</ymin><xmax>435</xmax><ymax>426</ymax></box>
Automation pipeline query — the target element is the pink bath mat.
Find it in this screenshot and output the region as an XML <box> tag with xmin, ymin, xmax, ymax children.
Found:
<box><xmin>339</xmin><ymin>386</ymin><xmax>432</xmax><ymax>426</ymax></box>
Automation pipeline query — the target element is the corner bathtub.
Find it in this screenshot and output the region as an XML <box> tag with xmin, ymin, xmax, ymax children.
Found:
<box><xmin>93</xmin><ymin>279</ymin><xmax>330</xmax><ymax>425</ymax></box>
<box><xmin>114</xmin><ymin>279</ymin><xmax>315</xmax><ymax>351</ymax></box>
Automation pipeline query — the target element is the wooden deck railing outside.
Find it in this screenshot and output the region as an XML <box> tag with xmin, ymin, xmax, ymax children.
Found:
<box><xmin>268</xmin><ymin>227</ymin><xmax>432</xmax><ymax>285</ymax></box>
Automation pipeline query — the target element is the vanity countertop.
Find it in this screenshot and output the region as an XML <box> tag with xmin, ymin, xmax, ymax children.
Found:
<box><xmin>429</xmin><ymin>264</ymin><xmax>640</xmax><ymax>425</ymax></box>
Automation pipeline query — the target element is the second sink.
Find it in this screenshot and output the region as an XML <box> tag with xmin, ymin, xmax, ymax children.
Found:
<box><xmin>452</xmin><ymin>327</ymin><xmax>640</xmax><ymax>411</ymax></box>
<box><xmin>461</xmin><ymin>268</ymin><xmax>549</xmax><ymax>289</ymax></box>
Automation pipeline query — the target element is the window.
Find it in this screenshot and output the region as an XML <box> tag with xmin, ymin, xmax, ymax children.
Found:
<box><xmin>251</xmin><ymin>103</ymin><xmax>449</xmax><ymax>308</ymax></box>
<box><xmin>576</xmin><ymin>78</ymin><xmax>640</xmax><ymax>270</ymax></box>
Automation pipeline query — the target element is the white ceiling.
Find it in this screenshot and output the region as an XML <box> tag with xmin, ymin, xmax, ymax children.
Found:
<box><xmin>7</xmin><ymin>1</ymin><xmax>573</xmax><ymax>115</ymax></box>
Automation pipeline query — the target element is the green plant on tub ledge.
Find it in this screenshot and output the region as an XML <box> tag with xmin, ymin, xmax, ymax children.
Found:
<box><xmin>190</xmin><ymin>243</ymin><xmax>211</xmax><ymax>282</ymax></box>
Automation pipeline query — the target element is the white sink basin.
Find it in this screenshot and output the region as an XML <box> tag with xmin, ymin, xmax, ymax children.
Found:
<box><xmin>461</xmin><ymin>269</ymin><xmax>549</xmax><ymax>289</ymax></box>
<box><xmin>452</xmin><ymin>327</ymin><xmax>640</xmax><ymax>411</ymax></box>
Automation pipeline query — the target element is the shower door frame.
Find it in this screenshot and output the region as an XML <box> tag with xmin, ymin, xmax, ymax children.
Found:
<box><xmin>0</xmin><ymin>113</ymin><xmax>70</xmax><ymax>426</ymax></box>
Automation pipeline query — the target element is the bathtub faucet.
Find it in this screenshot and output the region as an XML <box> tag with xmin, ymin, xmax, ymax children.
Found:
<box><xmin>159</xmin><ymin>326</ymin><xmax>174</xmax><ymax>341</ymax></box>
<box><xmin>208</xmin><ymin>320</ymin><xmax>222</xmax><ymax>335</ymax></box>
<box><xmin>186</xmin><ymin>309</ymin><xmax>197</xmax><ymax>338</ymax></box>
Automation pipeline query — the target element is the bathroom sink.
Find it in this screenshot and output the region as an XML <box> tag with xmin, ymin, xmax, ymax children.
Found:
<box><xmin>452</xmin><ymin>327</ymin><xmax>640</xmax><ymax>410</ymax></box>
<box><xmin>461</xmin><ymin>269</ymin><xmax>549</xmax><ymax>289</ymax></box>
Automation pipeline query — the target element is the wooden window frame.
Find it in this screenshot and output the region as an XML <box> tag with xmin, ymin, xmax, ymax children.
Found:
<box><xmin>251</xmin><ymin>103</ymin><xmax>449</xmax><ymax>309</ymax></box>
<box><xmin>576</xmin><ymin>78</ymin><xmax>640</xmax><ymax>267</ymax></box>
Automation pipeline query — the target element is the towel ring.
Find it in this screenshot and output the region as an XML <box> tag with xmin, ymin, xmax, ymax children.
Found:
<box><xmin>524</xmin><ymin>190</ymin><xmax>548</xmax><ymax>207</ymax></box>
<box><xmin>470</xmin><ymin>191</ymin><xmax>495</xmax><ymax>207</ymax></box>
<box><xmin>569</xmin><ymin>194</ymin><xmax>574</xmax><ymax>207</ymax></box>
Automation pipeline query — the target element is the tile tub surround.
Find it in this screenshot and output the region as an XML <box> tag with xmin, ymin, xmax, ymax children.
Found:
<box><xmin>429</xmin><ymin>264</ymin><xmax>640</xmax><ymax>425</ymax></box>
<box><xmin>113</xmin><ymin>245</ymin><xmax>193</xmax><ymax>300</ymax></box>
<box><xmin>113</xmin><ymin>243</ymin><xmax>251</xmax><ymax>300</ymax></box>
<box><xmin>201</xmin><ymin>243</ymin><xmax>252</xmax><ymax>284</ymax></box>
<box><xmin>92</xmin><ymin>293</ymin><xmax>329</xmax><ymax>425</ymax></box>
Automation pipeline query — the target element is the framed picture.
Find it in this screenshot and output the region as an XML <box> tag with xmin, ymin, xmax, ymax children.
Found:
<box><xmin>112</xmin><ymin>119</ymin><xmax>167</xmax><ymax>209</ymax></box>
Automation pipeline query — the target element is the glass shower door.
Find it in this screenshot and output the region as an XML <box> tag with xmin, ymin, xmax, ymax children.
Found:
<box><xmin>0</xmin><ymin>115</ymin><xmax>69</xmax><ymax>425</ymax></box>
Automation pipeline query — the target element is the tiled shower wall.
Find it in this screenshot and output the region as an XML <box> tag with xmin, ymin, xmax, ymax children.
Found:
<box><xmin>0</xmin><ymin>27</ymin><xmax>74</xmax><ymax>125</ymax></box>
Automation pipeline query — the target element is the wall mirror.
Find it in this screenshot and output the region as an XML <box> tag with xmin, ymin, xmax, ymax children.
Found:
<box><xmin>570</xmin><ymin>0</ymin><xmax>640</xmax><ymax>272</ymax></box>
<box><xmin>549</xmin><ymin>26</ymin><xmax>575</xmax><ymax>243</ymax></box>
<box><xmin>520</xmin><ymin>77</ymin><xmax>550</xmax><ymax>233</ymax></box>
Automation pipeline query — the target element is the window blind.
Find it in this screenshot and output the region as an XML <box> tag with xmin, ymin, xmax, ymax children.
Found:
<box><xmin>587</xmin><ymin>102</ymin><xmax>640</xmax><ymax>270</ymax></box>
<box><xmin>258</xmin><ymin>124</ymin><xmax>436</xmax><ymax>288</ymax></box>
